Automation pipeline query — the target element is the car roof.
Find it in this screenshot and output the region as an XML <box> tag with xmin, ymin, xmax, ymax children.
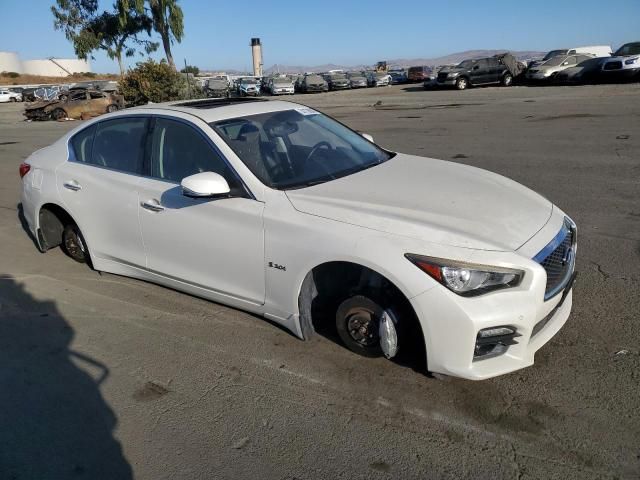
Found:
<box><xmin>131</xmin><ymin>98</ymin><xmax>306</xmax><ymax>123</ymax></box>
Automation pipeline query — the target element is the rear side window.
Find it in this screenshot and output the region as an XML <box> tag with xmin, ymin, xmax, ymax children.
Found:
<box><xmin>70</xmin><ymin>125</ymin><xmax>97</xmax><ymax>163</ymax></box>
<box><xmin>91</xmin><ymin>117</ymin><xmax>148</xmax><ymax>174</ymax></box>
<box><xmin>149</xmin><ymin>118</ymin><xmax>234</xmax><ymax>184</ymax></box>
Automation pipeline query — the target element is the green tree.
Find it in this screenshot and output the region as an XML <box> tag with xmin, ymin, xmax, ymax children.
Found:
<box><xmin>52</xmin><ymin>0</ymin><xmax>158</xmax><ymax>75</ymax></box>
<box><xmin>118</xmin><ymin>58</ymin><xmax>187</xmax><ymax>105</ymax></box>
<box><xmin>120</xmin><ymin>0</ymin><xmax>184</xmax><ymax>69</ymax></box>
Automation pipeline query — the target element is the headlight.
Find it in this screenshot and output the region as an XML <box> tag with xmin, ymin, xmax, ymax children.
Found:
<box><xmin>625</xmin><ymin>57</ymin><xmax>638</xmax><ymax>65</ymax></box>
<box><xmin>448</xmin><ymin>72</ymin><xmax>459</xmax><ymax>78</ymax></box>
<box><xmin>405</xmin><ymin>254</ymin><xmax>524</xmax><ymax>297</ymax></box>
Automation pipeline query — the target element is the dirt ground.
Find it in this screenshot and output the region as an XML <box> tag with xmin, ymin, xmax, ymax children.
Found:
<box><xmin>0</xmin><ymin>82</ymin><xmax>639</xmax><ymax>480</ymax></box>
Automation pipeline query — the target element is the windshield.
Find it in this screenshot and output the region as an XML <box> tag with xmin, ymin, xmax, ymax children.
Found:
<box><xmin>211</xmin><ymin>109</ymin><xmax>393</xmax><ymax>190</ymax></box>
<box><xmin>542</xmin><ymin>55</ymin><xmax>568</xmax><ymax>67</ymax></box>
<box><xmin>614</xmin><ymin>42</ymin><xmax>640</xmax><ymax>56</ymax></box>
<box><xmin>241</xmin><ymin>79</ymin><xmax>257</xmax><ymax>85</ymax></box>
<box><xmin>331</xmin><ymin>74</ymin><xmax>347</xmax><ymax>80</ymax></box>
<box><xmin>543</xmin><ymin>49</ymin><xmax>568</xmax><ymax>61</ymax></box>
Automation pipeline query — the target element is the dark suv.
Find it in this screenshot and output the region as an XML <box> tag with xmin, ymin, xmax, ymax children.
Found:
<box><xmin>437</xmin><ymin>54</ymin><xmax>521</xmax><ymax>90</ymax></box>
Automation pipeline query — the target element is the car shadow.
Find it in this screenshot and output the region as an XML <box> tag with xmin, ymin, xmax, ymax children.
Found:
<box><xmin>0</xmin><ymin>276</ymin><xmax>133</xmax><ymax>479</ymax></box>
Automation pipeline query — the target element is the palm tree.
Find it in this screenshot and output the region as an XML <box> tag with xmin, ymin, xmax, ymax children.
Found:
<box><xmin>147</xmin><ymin>0</ymin><xmax>183</xmax><ymax>69</ymax></box>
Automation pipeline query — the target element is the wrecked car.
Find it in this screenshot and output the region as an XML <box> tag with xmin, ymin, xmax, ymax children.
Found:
<box><xmin>24</xmin><ymin>89</ymin><xmax>124</xmax><ymax>121</ymax></box>
<box><xmin>206</xmin><ymin>77</ymin><xmax>230</xmax><ymax>98</ymax></box>
<box><xmin>20</xmin><ymin>98</ymin><xmax>577</xmax><ymax>380</ymax></box>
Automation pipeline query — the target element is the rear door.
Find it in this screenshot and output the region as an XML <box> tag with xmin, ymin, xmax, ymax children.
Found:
<box><xmin>56</xmin><ymin>116</ymin><xmax>148</xmax><ymax>267</ymax></box>
<box><xmin>486</xmin><ymin>58</ymin><xmax>501</xmax><ymax>83</ymax></box>
<box><xmin>137</xmin><ymin>116</ymin><xmax>265</xmax><ymax>304</ymax></box>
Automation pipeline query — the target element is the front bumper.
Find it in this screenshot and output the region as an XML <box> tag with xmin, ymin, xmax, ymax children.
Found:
<box><xmin>272</xmin><ymin>88</ymin><xmax>294</xmax><ymax>95</ymax></box>
<box><xmin>409</xmin><ymin>212</ymin><xmax>576</xmax><ymax>380</ymax></box>
<box><xmin>437</xmin><ymin>77</ymin><xmax>457</xmax><ymax>86</ymax></box>
<box><xmin>411</xmin><ymin>274</ymin><xmax>574</xmax><ymax>380</ymax></box>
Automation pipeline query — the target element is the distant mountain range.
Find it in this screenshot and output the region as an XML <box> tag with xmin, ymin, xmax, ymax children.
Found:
<box><xmin>260</xmin><ymin>50</ymin><xmax>545</xmax><ymax>74</ymax></box>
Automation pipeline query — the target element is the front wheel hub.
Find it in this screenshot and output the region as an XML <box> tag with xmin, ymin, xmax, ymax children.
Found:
<box><xmin>346</xmin><ymin>308</ymin><xmax>379</xmax><ymax>346</ymax></box>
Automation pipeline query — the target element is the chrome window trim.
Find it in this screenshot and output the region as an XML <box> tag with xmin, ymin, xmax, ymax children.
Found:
<box><xmin>66</xmin><ymin>113</ymin><xmax>256</xmax><ymax>200</ymax></box>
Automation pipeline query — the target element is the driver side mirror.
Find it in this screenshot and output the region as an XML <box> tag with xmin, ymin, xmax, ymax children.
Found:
<box><xmin>181</xmin><ymin>171</ymin><xmax>230</xmax><ymax>198</ymax></box>
<box><xmin>361</xmin><ymin>133</ymin><xmax>374</xmax><ymax>143</ymax></box>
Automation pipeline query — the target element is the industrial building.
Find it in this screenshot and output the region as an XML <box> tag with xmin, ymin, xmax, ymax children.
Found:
<box><xmin>0</xmin><ymin>51</ymin><xmax>91</xmax><ymax>77</ymax></box>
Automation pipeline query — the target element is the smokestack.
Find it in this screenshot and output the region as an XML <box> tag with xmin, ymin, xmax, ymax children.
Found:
<box><xmin>251</xmin><ymin>38</ymin><xmax>263</xmax><ymax>77</ymax></box>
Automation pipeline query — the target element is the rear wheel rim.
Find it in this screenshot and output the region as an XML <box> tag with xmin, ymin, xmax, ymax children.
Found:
<box><xmin>65</xmin><ymin>229</ymin><xmax>85</xmax><ymax>260</ymax></box>
<box><xmin>345</xmin><ymin>307</ymin><xmax>380</xmax><ymax>347</ymax></box>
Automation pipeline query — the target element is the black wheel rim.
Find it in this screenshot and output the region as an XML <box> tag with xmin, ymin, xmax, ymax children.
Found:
<box><xmin>345</xmin><ymin>307</ymin><xmax>380</xmax><ymax>347</ymax></box>
<box><xmin>65</xmin><ymin>230</ymin><xmax>84</xmax><ymax>260</ymax></box>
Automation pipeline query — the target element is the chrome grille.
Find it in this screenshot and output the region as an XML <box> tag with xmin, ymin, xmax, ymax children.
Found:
<box><xmin>534</xmin><ymin>218</ymin><xmax>576</xmax><ymax>301</ymax></box>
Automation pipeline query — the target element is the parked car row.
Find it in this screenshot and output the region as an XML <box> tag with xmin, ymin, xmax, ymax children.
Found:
<box><xmin>421</xmin><ymin>42</ymin><xmax>640</xmax><ymax>90</ymax></box>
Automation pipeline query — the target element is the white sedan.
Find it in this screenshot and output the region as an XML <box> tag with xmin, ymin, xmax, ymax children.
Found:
<box><xmin>20</xmin><ymin>98</ymin><xmax>576</xmax><ymax>380</ymax></box>
<box><xmin>0</xmin><ymin>89</ymin><xmax>22</xmax><ymax>103</ymax></box>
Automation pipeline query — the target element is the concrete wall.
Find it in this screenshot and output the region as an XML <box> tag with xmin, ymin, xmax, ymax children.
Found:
<box><xmin>0</xmin><ymin>51</ymin><xmax>23</xmax><ymax>73</ymax></box>
<box><xmin>0</xmin><ymin>52</ymin><xmax>92</xmax><ymax>77</ymax></box>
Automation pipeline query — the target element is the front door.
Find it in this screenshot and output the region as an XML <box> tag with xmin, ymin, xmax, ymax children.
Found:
<box><xmin>470</xmin><ymin>59</ymin><xmax>490</xmax><ymax>85</ymax></box>
<box><xmin>137</xmin><ymin>117</ymin><xmax>265</xmax><ymax>304</ymax></box>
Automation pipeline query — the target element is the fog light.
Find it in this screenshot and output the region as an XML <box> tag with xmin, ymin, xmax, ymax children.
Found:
<box><xmin>474</xmin><ymin>326</ymin><xmax>519</xmax><ymax>360</ymax></box>
<box><xmin>478</xmin><ymin>326</ymin><xmax>515</xmax><ymax>338</ymax></box>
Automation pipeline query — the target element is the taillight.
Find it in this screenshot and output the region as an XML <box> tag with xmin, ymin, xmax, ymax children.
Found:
<box><xmin>19</xmin><ymin>163</ymin><xmax>31</xmax><ymax>178</ymax></box>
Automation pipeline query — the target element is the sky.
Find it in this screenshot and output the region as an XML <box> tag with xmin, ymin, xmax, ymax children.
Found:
<box><xmin>1</xmin><ymin>0</ymin><xmax>639</xmax><ymax>73</ymax></box>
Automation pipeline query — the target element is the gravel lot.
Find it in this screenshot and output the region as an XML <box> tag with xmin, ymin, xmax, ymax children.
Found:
<box><xmin>1</xmin><ymin>83</ymin><xmax>639</xmax><ymax>480</ymax></box>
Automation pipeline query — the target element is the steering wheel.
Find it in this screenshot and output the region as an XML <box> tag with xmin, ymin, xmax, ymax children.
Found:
<box><xmin>304</xmin><ymin>141</ymin><xmax>334</xmax><ymax>176</ymax></box>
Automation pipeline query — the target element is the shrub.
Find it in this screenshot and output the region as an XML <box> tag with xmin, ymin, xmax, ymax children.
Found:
<box><xmin>71</xmin><ymin>72</ymin><xmax>97</xmax><ymax>78</ymax></box>
<box><xmin>119</xmin><ymin>59</ymin><xmax>188</xmax><ymax>106</ymax></box>
<box><xmin>180</xmin><ymin>65</ymin><xmax>199</xmax><ymax>76</ymax></box>
<box><xmin>1</xmin><ymin>71</ymin><xmax>21</xmax><ymax>78</ymax></box>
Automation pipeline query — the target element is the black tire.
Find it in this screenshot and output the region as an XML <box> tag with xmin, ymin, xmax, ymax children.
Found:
<box><xmin>502</xmin><ymin>73</ymin><xmax>513</xmax><ymax>86</ymax></box>
<box><xmin>9</xmin><ymin>97</ymin><xmax>16</xmax><ymax>103</ymax></box>
<box><xmin>106</xmin><ymin>104</ymin><xmax>119</xmax><ymax>113</ymax></box>
<box><xmin>336</xmin><ymin>295</ymin><xmax>386</xmax><ymax>358</ymax></box>
<box><xmin>455</xmin><ymin>77</ymin><xmax>468</xmax><ymax>90</ymax></box>
<box><xmin>62</xmin><ymin>223</ymin><xmax>89</xmax><ymax>264</ymax></box>
<box><xmin>52</xmin><ymin>108</ymin><xmax>66</xmax><ymax>120</ymax></box>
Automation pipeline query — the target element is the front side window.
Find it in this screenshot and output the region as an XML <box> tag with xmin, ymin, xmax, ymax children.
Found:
<box><xmin>91</xmin><ymin>117</ymin><xmax>148</xmax><ymax>173</ymax></box>
<box><xmin>150</xmin><ymin>118</ymin><xmax>236</xmax><ymax>186</ymax></box>
<box><xmin>212</xmin><ymin>109</ymin><xmax>393</xmax><ymax>190</ymax></box>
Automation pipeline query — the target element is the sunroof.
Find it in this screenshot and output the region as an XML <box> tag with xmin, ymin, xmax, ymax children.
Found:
<box><xmin>173</xmin><ymin>98</ymin><xmax>268</xmax><ymax>109</ymax></box>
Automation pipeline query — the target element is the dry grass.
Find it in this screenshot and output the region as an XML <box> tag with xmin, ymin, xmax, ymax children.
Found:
<box><xmin>0</xmin><ymin>73</ymin><xmax>119</xmax><ymax>86</ymax></box>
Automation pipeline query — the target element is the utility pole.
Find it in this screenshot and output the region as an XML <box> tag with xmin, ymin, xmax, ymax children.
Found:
<box><xmin>184</xmin><ymin>58</ymin><xmax>192</xmax><ymax>99</ymax></box>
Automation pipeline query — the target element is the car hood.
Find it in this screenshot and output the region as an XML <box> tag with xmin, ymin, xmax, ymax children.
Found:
<box><xmin>440</xmin><ymin>66</ymin><xmax>465</xmax><ymax>74</ymax></box>
<box><xmin>24</xmin><ymin>100</ymin><xmax>59</xmax><ymax>111</ymax></box>
<box><xmin>285</xmin><ymin>154</ymin><xmax>553</xmax><ymax>251</ymax></box>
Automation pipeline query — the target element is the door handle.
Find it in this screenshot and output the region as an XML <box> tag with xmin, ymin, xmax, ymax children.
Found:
<box><xmin>63</xmin><ymin>180</ymin><xmax>82</xmax><ymax>191</ymax></box>
<box><xmin>140</xmin><ymin>199</ymin><xmax>165</xmax><ymax>212</ymax></box>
